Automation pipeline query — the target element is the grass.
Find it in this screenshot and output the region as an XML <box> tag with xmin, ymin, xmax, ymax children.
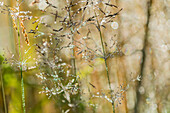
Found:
<box><xmin>0</xmin><ymin>0</ymin><xmax>124</xmax><ymax>112</ymax></box>
<box><xmin>96</xmin><ymin>13</ymin><xmax>115</xmax><ymax>113</ymax></box>
<box><xmin>17</xmin><ymin>19</ymin><xmax>26</xmax><ymax>113</ymax></box>
<box><xmin>0</xmin><ymin>57</ymin><xmax>7</xmax><ymax>113</ymax></box>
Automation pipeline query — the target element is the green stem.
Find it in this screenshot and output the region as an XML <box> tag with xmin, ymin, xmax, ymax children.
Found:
<box><xmin>71</xmin><ymin>48</ymin><xmax>77</xmax><ymax>76</ymax></box>
<box><xmin>21</xmin><ymin>66</ymin><xmax>25</xmax><ymax>113</ymax></box>
<box><xmin>17</xmin><ymin>19</ymin><xmax>26</xmax><ymax>113</ymax></box>
<box><xmin>96</xmin><ymin>19</ymin><xmax>115</xmax><ymax>113</ymax></box>
<box><xmin>0</xmin><ymin>66</ymin><xmax>7</xmax><ymax>113</ymax></box>
<box><xmin>69</xmin><ymin>6</ymin><xmax>76</xmax><ymax>76</ymax></box>
<box><xmin>70</xmin><ymin>27</ymin><xmax>76</xmax><ymax>76</ymax></box>
<box><xmin>104</xmin><ymin>59</ymin><xmax>115</xmax><ymax>113</ymax></box>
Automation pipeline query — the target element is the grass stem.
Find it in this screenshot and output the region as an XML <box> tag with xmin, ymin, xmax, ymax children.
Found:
<box><xmin>96</xmin><ymin>18</ymin><xmax>115</xmax><ymax>113</ymax></box>
<box><xmin>21</xmin><ymin>66</ymin><xmax>26</xmax><ymax>113</ymax></box>
<box><xmin>0</xmin><ymin>66</ymin><xmax>7</xmax><ymax>113</ymax></box>
<box><xmin>17</xmin><ymin>19</ymin><xmax>26</xmax><ymax>113</ymax></box>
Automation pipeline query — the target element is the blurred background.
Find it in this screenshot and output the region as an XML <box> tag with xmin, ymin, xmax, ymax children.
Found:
<box><xmin>0</xmin><ymin>0</ymin><xmax>170</xmax><ymax>113</ymax></box>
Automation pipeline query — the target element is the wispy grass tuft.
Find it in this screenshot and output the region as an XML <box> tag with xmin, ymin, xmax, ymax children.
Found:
<box><xmin>0</xmin><ymin>0</ymin><xmax>129</xmax><ymax>112</ymax></box>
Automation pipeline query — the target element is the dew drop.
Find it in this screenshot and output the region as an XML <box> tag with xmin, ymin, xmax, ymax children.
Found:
<box><xmin>111</xmin><ymin>22</ymin><xmax>119</xmax><ymax>29</ymax></box>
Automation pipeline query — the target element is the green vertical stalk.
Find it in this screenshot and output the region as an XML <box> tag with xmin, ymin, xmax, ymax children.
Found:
<box><xmin>71</xmin><ymin>49</ymin><xmax>76</xmax><ymax>76</ymax></box>
<box><xmin>71</xmin><ymin>36</ymin><xmax>77</xmax><ymax>76</ymax></box>
<box><xmin>69</xmin><ymin>3</ymin><xmax>77</xmax><ymax>76</ymax></box>
<box><xmin>70</xmin><ymin>27</ymin><xmax>76</xmax><ymax>76</ymax></box>
<box><xmin>68</xmin><ymin>2</ymin><xmax>86</xmax><ymax>112</ymax></box>
<box><xmin>96</xmin><ymin>20</ymin><xmax>115</xmax><ymax>113</ymax></box>
<box><xmin>0</xmin><ymin>66</ymin><xmax>7</xmax><ymax>113</ymax></box>
<box><xmin>21</xmin><ymin>67</ymin><xmax>25</xmax><ymax>113</ymax></box>
<box><xmin>17</xmin><ymin>19</ymin><xmax>26</xmax><ymax>113</ymax></box>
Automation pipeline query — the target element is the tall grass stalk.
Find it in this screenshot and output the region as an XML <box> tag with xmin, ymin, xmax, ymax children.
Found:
<box><xmin>71</xmin><ymin>27</ymin><xmax>77</xmax><ymax>76</ymax></box>
<box><xmin>96</xmin><ymin>13</ymin><xmax>115</xmax><ymax>113</ymax></box>
<box><xmin>0</xmin><ymin>66</ymin><xmax>7</xmax><ymax>113</ymax></box>
<box><xmin>17</xmin><ymin>19</ymin><xmax>26</xmax><ymax>113</ymax></box>
<box><xmin>69</xmin><ymin>2</ymin><xmax>77</xmax><ymax>76</ymax></box>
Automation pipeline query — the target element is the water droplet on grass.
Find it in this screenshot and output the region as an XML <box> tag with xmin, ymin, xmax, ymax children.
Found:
<box><xmin>111</xmin><ymin>22</ymin><xmax>119</xmax><ymax>29</ymax></box>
